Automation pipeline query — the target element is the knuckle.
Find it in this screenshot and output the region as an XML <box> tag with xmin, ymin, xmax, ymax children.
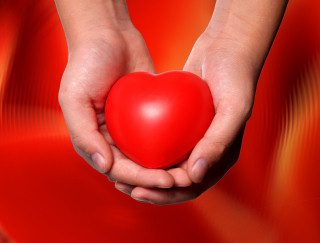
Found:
<box><xmin>58</xmin><ymin>82</ymin><xmax>72</xmax><ymax>108</ymax></box>
<box><xmin>57</xmin><ymin>74</ymin><xmax>70</xmax><ymax>108</ymax></box>
<box><xmin>239</xmin><ymin>100</ymin><xmax>253</xmax><ymax>121</ymax></box>
<box><xmin>233</xmin><ymin>94</ymin><xmax>254</xmax><ymax>121</ymax></box>
<box><xmin>58</xmin><ymin>73</ymin><xmax>85</xmax><ymax>109</ymax></box>
<box><xmin>134</xmin><ymin>168</ymin><xmax>143</xmax><ymax>184</ymax></box>
<box><xmin>58</xmin><ymin>89</ymin><xmax>66</xmax><ymax>108</ymax></box>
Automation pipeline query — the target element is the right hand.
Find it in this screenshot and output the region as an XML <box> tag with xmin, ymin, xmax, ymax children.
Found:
<box><xmin>58</xmin><ymin>26</ymin><xmax>175</xmax><ymax>188</ymax></box>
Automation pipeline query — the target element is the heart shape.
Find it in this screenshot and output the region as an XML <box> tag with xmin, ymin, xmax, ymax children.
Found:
<box><xmin>105</xmin><ymin>71</ymin><xmax>214</xmax><ymax>169</ymax></box>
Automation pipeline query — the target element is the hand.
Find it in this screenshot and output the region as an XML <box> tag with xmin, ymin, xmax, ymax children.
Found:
<box><xmin>114</xmin><ymin>0</ymin><xmax>289</xmax><ymax>204</ymax></box>
<box><xmin>58</xmin><ymin>26</ymin><xmax>174</xmax><ymax>188</ymax></box>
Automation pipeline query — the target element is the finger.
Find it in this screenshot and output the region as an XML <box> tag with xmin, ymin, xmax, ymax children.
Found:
<box><xmin>115</xmin><ymin>181</ymin><xmax>135</xmax><ymax>196</ymax></box>
<box><xmin>131</xmin><ymin>186</ymin><xmax>201</xmax><ymax>205</ymax></box>
<box><xmin>166</xmin><ymin>167</ymin><xmax>192</xmax><ymax>187</ymax></box>
<box><xmin>130</xmin><ymin>143</ymin><xmax>244</xmax><ymax>205</ymax></box>
<box><xmin>176</xmin><ymin>159</ymin><xmax>188</xmax><ymax>170</ymax></box>
<box><xmin>108</xmin><ymin>146</ymin><xmax>175</xmax><ymax>188</ymax></box>
<box><xmin>130</xmin><ymin>159</ymin><xmax>233</xmax><ymax>205</ymax></box>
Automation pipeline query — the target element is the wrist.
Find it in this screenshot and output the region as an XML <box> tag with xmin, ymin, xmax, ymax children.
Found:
<box><xmin>205</xmin><ymin>0</ymin><xmax>288</xmax><ymax>76</ymax></box>
<box><xmin>205</xmin><ymin>22</ymin><xmax>266</xmax><ymax>76</ymax></box>
<box><xmin>200</xmin><ymin>29</ymin><xmax>261</xmax><ymax>80</ymax></box>
<box><xmin>56</xmin><ymin>0</ymin><xmax>134</xmax><ymax>49</ymax></box>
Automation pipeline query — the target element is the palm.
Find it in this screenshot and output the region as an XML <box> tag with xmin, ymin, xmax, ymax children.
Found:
<box><xmin>127</xmin><ymin>34</ymin><xmax>256</xmax><ymax>204</ymax></box>
<box><xmin>70</xmin><ymin>30</ymin><xmax>154</xmax><ymax>141</ymax></box>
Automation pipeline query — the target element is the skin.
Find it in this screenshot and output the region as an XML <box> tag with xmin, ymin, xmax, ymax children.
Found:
<box><xmin>55</xmin><ymin>0</ymin><xmax>289</xmax><ymax>205</ymax></box>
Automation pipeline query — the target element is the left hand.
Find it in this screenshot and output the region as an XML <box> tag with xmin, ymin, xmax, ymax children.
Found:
<box><xmin>114</xmin><ymin>0</ymin><xmax>289</xmax><ymax>204</ymax></box>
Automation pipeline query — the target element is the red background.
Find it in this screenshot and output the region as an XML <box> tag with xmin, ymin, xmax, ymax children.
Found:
<box><xmin>1</xmin><ymin>0</ymin><xmax>320</xmax><ymax>242</ymax></box>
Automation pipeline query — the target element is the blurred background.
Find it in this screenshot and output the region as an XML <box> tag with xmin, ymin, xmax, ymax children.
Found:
<box><xmin>1</xmin><ymin>0</ymin><xmax>320</xmax><ymax>242</ymax></box>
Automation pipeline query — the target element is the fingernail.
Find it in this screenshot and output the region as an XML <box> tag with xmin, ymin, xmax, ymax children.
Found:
<box><xmin>192</xmin><ymin>158</ymin><xmax>209</xmax><ymax>183</ymax></box>
<box><xmin>91</xmin><ymin>153</ymin><xmax>106</xmax><ymax>173</ymax></box>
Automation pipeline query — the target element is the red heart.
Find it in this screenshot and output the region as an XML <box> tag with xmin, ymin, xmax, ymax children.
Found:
<box><xmin>105</xmin><ymin>71</ymin><xmax>214</xmax><ymax>169</ymax></box>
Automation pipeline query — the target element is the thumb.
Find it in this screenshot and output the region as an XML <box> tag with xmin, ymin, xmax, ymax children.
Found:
<box><xmin>59</xmin><ymin>89</ymin><xmax>113</xmax><ymax>173</ymax></box>
<box><xmin>187</xmin><ymin>110</ymin><xmax>248</xmax><ymax>183</ymax></box>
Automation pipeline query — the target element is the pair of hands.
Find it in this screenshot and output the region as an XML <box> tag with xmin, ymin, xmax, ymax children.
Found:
<box><xmin>58</xmin><ymin>24</ymin><xmax>255</xmax><ymax>205</ymax></box>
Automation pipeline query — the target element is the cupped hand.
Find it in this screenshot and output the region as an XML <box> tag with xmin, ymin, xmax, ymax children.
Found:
<box><xmin>115</xmin><ymin>31</ymin><xmax>258</xmax><ymax>204</ymax></box>
<box><xmin>58</xmin><ymin>27</ymin><xmax>174</xmax><ymax>188</ymax></box>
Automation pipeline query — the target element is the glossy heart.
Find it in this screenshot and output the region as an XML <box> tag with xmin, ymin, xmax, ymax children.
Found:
<box><xmin>105</xmin><ymin>71</ymin><xmax>214</xmax><ymax>169</ymax></box>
